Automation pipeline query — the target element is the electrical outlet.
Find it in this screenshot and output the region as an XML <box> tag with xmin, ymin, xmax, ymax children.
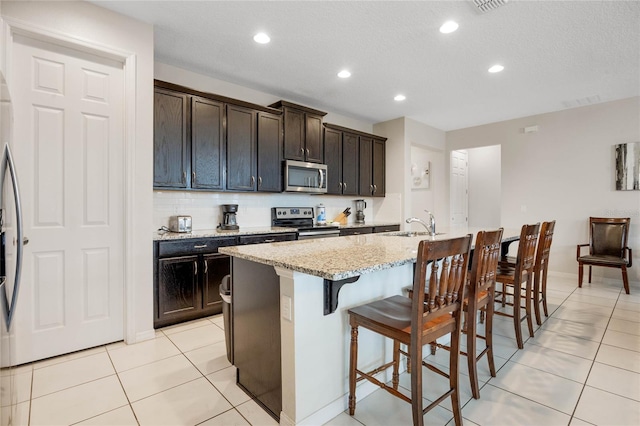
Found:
<box><xmin>281</xmin><ymin>295</ymin><xmax>292</xmax><ymax>321</ymax></box>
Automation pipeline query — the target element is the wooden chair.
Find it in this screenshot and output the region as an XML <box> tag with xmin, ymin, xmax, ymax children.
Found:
<box><xmin>501</xmin><ymin>221</ymin><xmax>556</xmax><ymax>326</ymax></box>
<box><xmin>494</xmin><ymin>223</ymin><xmax>540</xmax><ymax>349</ymax></box>
<box><xmin>577</xmin><ymin>217</ymin><xmax>632</xmax><ymax>294</ymax></box>
<box><xmin>348</xmin><ymin>235</ymin><xmax>472</xmax><ymax>426</ymax></box>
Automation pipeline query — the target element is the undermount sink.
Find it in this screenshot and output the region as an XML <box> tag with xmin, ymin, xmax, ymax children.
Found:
<box><xmin>385</xmin><ymin>231</ymin><xmax>446</xmax><ymax>237</ymax></box>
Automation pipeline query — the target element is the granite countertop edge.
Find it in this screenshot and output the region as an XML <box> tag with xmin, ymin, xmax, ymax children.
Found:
<box><xmin>154</xmin><ymin>226</ymin><xmax>298</xmax><ymax>241</ymax></box>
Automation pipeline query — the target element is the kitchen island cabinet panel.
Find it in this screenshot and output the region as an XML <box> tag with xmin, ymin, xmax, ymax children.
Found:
<box><xmin>154</xmin><ymin>88</ymin><xmax>188</xmax><ymax>188</ymax></box>
<box><xmin>191</xmin><ymin>96</ymin><xmax>225</xmax><ymax>190</ymax></box>
<box><xmin>232</xmin><ymin>258</ymin><xmax>281</xmax><ymax>421</ymax></box>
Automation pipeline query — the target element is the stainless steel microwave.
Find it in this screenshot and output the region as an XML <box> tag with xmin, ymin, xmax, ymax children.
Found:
<box><xmin>284</xmin><ymin>160</ymin><xmax>327</xmax><ymax>193</ymax></box>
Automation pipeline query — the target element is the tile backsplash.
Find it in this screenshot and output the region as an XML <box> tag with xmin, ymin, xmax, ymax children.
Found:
<box><xmin>153</xmin><ymin>190</ymin><xmax>379</xmax><ymax>231</ymax></box>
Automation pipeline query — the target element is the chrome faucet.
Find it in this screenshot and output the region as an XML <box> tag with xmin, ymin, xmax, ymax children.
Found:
<box><xmin>405</xmin><ymin>210</ymin><xmax>436</xmax><ymax>236</ymax></box>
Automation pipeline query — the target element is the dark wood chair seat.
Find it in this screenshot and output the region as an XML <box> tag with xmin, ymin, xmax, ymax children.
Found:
<box><xmin>577</xmin><ymin>217</ymin><xmax>632</xmax><ymax>294</ymax></box>
<box><xmin>348</xmin><ymin>235</ymin><xmax>472</xmax><ymax>426</ymax></box>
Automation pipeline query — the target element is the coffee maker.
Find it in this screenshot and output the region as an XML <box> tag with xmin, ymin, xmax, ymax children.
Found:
<box><xmin>355</xmin><ymin>199</ymin><xmax>366</xmax><ymax>224</ymax></box>
<box><xmin>220</xmin><ymin>204</ymin><xmax>239</xmax><ymax>230</ymax></box>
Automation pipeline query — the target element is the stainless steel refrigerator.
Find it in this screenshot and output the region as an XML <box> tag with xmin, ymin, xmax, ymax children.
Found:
<box><xmin>0</xmin><ymin>70</ymin><xmax>26</xmax><ymax>426</ymax></box>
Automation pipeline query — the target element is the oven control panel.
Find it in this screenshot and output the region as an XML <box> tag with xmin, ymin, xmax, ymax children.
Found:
<box><xmin>272</xmin><ymin>207</ymin><xmax>314</xmax><ymax>219</ymax></box>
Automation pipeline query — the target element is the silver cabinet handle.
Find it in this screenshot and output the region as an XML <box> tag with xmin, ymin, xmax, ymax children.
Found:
<box><xmin>306</xmin><ymin>148</ymin><xmax>310</xmax><ymax>157</ymax></box>
<box><xmin>204</xmin><ymin>260</ymin><xmax>208</xmax><ymax>274</ymax></box>
<box><xmin>373</xmin><ymin>184</ymin><xmax>377</xmax><ymax>193</ymax></box>
<box><xmin>339</xmin><ymin>182</ymin><xmax>343</xmax><ymax>190</ymax></box>
<box><xmin>263</xmin><ymin>238</ymin><xmax>275</xmax><ymax>243</ymax></box>
<box><xmin>370</xmin><ymin>184</ymin><xmax>373</xmax><ymax>193</ymax></box>
<box><xmin>192</xmin><ymin>171</ymin><xmax>196</xmax><ymax>181</ymax></box>
<box><xmin>258</xmin><ymin>176</ymin><xmax>262</xmax><ymax>187</ymax></box>
<box><xmin>194</xmin><ymin>261</ymin><xmax>198</xmax><ymax>275</ymax></box>
<box><xmin>194</xmin><ymin>244</ymin><xmax>207</xmax><ymax>249</ymax></box>
<box><xmin>343</xmin><ymin>182</ymin><xmax>347</xmax><ymax>191</ymax></box>
<box><xmin>250</xmin><ymin>176</ymin><xmax>255</xmax><ymax>186</ymax></box>
<box><xmin>182</xmin><ymin>171</ymin><xmax>186</xmax><ymax>182</ymax></box>
<box><xmin>300</xmin><ymin>147</ymin><xmax>304</xmax><ymax>154</ymax></box>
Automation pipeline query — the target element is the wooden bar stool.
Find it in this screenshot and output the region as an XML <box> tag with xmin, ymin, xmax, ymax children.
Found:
<box><xmin>348</xmin><ymin>235</ymin><xmax>472</xmax><ymax>426</ymax></box>
<box><xmin>494</xmin><ymin>223</ymin><xmax>540</xmax><ymax>349</ymax></box>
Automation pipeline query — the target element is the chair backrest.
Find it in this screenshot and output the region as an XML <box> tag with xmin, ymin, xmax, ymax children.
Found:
<box><xmin>535</xmin><ymin>221</ymin><xmax>556</xmax><ymax>271</ymax></box>
<box><xmin>467</xmin><ymin>228</ymin><xmax>504</xmax><ymax>301</ymax></box>
<box><xmin>410</xmin><ymin>235</ymin><xmax>472</xmax><ymax>340</ymax></box>
<box><xmin>514</xmin><ymin>223</ymin><xmax>541</xmax><ymax>280</ymax></box>
<box><xmin>590</xmin><ymin>217</ymin><xmax>630</xmax><ymax>257</ymax></box>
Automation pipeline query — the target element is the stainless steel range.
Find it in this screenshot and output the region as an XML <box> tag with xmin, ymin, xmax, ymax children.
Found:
<box><xmin>271</xmin><ymin>207</ymin><xmax>340</xmax><ymax>240</ymax></box>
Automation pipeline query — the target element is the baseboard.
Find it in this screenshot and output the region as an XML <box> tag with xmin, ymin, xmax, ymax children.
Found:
<box><xmin>132</xmin><ymin>329</ymin><xmax>156</xmax><ymax>344</ymax></box>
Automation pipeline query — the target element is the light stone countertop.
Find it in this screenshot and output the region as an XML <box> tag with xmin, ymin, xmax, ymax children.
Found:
<box><xmin>219</xmin><ymin>227</ymin><xmax>520</xmax><ymax>281</ymax></box>
<box><xmin>154</xmin><ymin>226</ymin><xmax>297</xmax><ymax>241</ymax></box>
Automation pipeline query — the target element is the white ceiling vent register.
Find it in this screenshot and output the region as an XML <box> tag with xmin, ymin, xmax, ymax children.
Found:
<box><xmin>472</xmin><ymin>0</ymin><xmax>509</xmax><ymax>13</ymax></box>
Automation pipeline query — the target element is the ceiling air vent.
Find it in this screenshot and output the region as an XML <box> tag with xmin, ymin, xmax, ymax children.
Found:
<box><xmin>472</xmin><ymin>0</ymin><xmax>509</xmax><ymax>13</ymax></box>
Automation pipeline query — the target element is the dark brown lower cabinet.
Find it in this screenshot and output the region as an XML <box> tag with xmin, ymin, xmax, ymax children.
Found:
<box><xmin>155</xmin><ymin>253</ymin><xmax>230</xmax><ymax>328</ymax></box>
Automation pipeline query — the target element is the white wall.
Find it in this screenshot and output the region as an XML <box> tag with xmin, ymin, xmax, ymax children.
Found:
<box><xmin>467</xmin><ymin>145</ymin><xmax>501</xmax><ymax>227</ymax></box>
<box><xmin>374</xmin><ymin>117</ymin><xmax>447</xmax><ymax>231</ymax></box>
<box><xmin>447</xmin><ymin>97</ymin><xmax>640</xmax><ymax>283</ymax></box>
<box><xmin>1</xmin><ymin>0</ymin><xmax>155</xmax><ymax>340</ymax></box>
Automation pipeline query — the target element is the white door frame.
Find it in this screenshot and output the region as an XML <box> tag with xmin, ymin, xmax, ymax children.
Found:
<box><xmin>1</xmin><ymin>18</ymin><xmax>140</xmax><ymax>345</ymax></box>
<box><xmin>450</xmin><ymin>149</ymin><xmax>468</xmax><ymax>227</ymax></box>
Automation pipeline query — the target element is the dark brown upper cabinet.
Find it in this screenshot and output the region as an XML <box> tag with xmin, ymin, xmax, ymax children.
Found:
<box><xmin>257</xmin><ymin>112</ymin><xmax>283</xmax><ymax>192</ymax></box>
<box><xmin>359</xmin><ymin>136</ymin><xmax>385</xmax><ymax>197</ymax></box>
<box><xmin>154</xmin><ymin>88</ymin><xmax>189</xmax><ymax>188</ymax></box>
<box><xmin>191</xmin><ymin>96</ymin><xmax>225</xmax><ymax>190</ymax></box>
<box><xmin>226</xmin><ymin>104</ymin><xmax>257</xmax><ymax>191</ymax></box>
<box><xmin>269</xmin><ymin>101</ymin><xmax>327</xmax><ymax>164</ymax></box>
<box><xmin>324</xmin><ymin>123</ymin><xmax>386</xmax><ymax>197</ymax></box>
<box><xmin>154</xmin><ymin>81</ymin><xmax>282</xmax><ymax>193</ymax></box>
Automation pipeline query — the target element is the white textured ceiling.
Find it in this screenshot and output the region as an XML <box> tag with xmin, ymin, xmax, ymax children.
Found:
<box><xmin>93</xmin><ymin>0</ymin><xmax>640</xmax><ymax>131</ymax></box>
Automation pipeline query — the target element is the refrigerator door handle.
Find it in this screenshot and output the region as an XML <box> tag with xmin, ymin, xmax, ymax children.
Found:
<box><xmin>1</xmin><ymin>143</ymin><xmax>23</xmax><ymax>329</ymax></box>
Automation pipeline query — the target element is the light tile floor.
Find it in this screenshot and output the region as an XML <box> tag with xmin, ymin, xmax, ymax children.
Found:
<box><xmin>5</xmin><ymin>275</ymin><xmax>640</xmax><ymax>425</ymax></box>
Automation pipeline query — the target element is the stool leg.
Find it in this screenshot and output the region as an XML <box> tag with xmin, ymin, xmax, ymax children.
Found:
<box><xmin>486</xmin><ymin>292</ymin><xmax>497</xmax><ymax>378</ymax></box>
<box><xmin>466</xmin><ymin>304</ymin><xmax>480</xmax><ymax>399</ymax></box>
<box><xmin>392</xmin><ymin>340</ymin><xmax>400</xmax><ymax>390</ymax></box>
<box><xmin>533</xmin><ymin>271</ymin><xmax>542</xmax><ymax>326</ymax></box>
<box><xmin>525</xmin><ymin>279</ymin><xmax>535</xmax><ymax>338</ymax></box>
<box><xmin>588</xmin><ymin>265</ymin><xmax>592</xmax><ymax>283</ymax></box>
<box><xmin>513</xmin><ymin>282</ymin><xmax>524</xmax><ymax>349</ymax></box>
<box><xmin>541</xmin><ymin>266</ymin><xmax>549</xmax><ymax>317</ymax></box>
<box><xmin>578</xmin><ymin>263</ymin><xmax>583</xmax><ymax>288</ymax></box>
<box><xmin>348</xmin><ymin>323</ymin><xmax>358</xmax><ymax>416</ymax></box>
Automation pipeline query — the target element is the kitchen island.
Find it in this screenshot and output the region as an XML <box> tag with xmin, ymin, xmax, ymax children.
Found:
<box><xmin>219</xmin><ymin>227</ymin><xmax>519</xmax><ymax>425</ymax></box>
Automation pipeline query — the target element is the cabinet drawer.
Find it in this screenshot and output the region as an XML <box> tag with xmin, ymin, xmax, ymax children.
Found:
<box><xmin>339</xmin><ymin>227</ymin><xmax>373</xmax><ymax>236</ymax></box>
<box><xmin>373</xmin><ymin>225</ymin><xmax>400</xmax><ymax>233</ymax></box>
<box><xmin>238</xmin><ymin>233</ymin><xmax>297</xmax><ymax>245</ymax></box>
<box><xmin>158</xmin><ymin>237</ymin><xmax>238</xmax><ymax>257</ymax></box>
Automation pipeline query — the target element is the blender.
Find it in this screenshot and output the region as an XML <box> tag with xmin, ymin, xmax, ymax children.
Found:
<box><xmin>354</xmin><ymin>199</ymin><xmax>366</xmax><ymax>224</ymax></box>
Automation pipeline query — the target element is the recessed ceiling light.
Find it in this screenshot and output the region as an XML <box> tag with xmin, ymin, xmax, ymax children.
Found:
<box><xmin>488</xmin><ymin>64</ymin><xmax>504</xmax><ymax>73</ymax></box>
<box><xmin>253</xmin><ymin>33</ymin><xmax>270</xmax><ymax>44</ymax></box>
<box><xmin>439</xmin><ymin>21</ymin><xmax>459</xmax><ymax>34</ymax></box>
<box><xmin>394</xmin><ymin>94</ymin><xmax>406</xmax><ymax>101</ymax></box>
<box><xmin>337</xmin><ymin>70</ymin><xmax>351</xmax><ymax>78</ymax></box>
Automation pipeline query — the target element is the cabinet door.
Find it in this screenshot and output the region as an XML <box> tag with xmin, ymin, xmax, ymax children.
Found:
<box><xmin>372</xmin><ymin>138</ymin><xmax>385</xmax><ymax>197</ymax></box>
<box><xmin>257</xmin><ymin>112</ymin><xmax>282</xmax><ymax>192</ymax></box>
<box><xmin>154</xmin><ymin>88</ymin><xmax>188</xmax><ymax>188</ymax></box>
<box><xmin>202</xmin><ymin>254</ymin><xmax>230</xmax><ymax>314</ymax></box>
<box><xmin>342</xmin><ymin>132</ymin><xmax>359</xmax><ymax>195</ymax></box>
<box><xmin>305</xmin><ymin>113</ymin><xmax>323</xmax><ymax>163</ymax></box>
<box><xmin>359</xmin><ymin>137</ymin><xmax>373</xmax><ymax>196</ymax></box>
<box><xmin>192</xmin><ymin>96</ymin><xmax>225</xmax><ymax>190</ymax></box>
<box><xmin>157</xmin><ymin>255</ymin><xmax>199</xmax><ymax>322</ymax></box>
<box><xmin>324</xmin><ymin>127</ymin><xmax>343</xmax><ymax>195</ymax></box>
<box><xmin>283</xmin><ymin>107</ymin><xmax>305</xmax><ymax>161</ymax></box>
<box><xmin>227</xmin><ymin>104</ymin><xmax>257</xmax><ymax>191</ymax></box>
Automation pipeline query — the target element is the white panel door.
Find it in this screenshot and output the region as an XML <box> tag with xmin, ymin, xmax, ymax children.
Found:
<box><xmin>10</xmin><ymin>34</ymin><xmax>124</xmax><ymax>364</ymax></box>
<box><xmin>450</xmin><ymin>150</ymin><xmax>468</xmax><ymax>226</ymax></box>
